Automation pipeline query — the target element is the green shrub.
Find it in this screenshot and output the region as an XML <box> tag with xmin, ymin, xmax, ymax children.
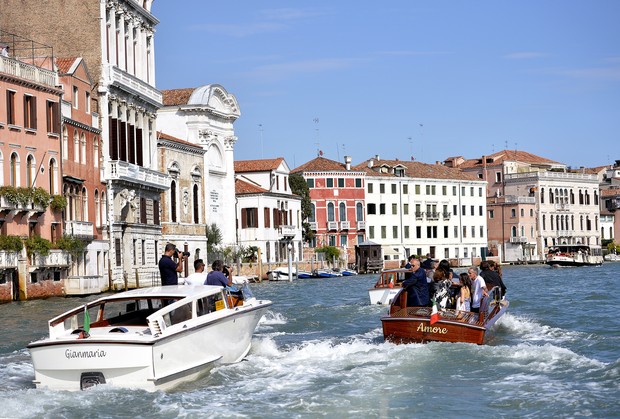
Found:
<box><xmin>50</xmin><ymin>194</ymin><xmax>67</xmax><ymax>211</ymax></box>
<box><xmin>25</xmin><ymin>235</ymin><xmax>52</xmax><ymax>257</ymax></box>
<box><xmin>56</xmin><ymin>235</ymin><xmax>89</xmax><ymax>258</ymax></box>
<box><xmin>31</xmin><ymin>187</ymin><xmax>51</xmax><ymax>209</ymax></box>
<box><xmin>0</xmin><ymin>235</ymin><xmax>24</xmax><ymax>252</ymax></box>
<box><xmin>0</xmin><ymin>186</ymin><xmax>51</xmax><ymax>210</ymax></box>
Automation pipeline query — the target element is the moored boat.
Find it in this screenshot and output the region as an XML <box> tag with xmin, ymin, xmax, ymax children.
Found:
<box><xmin>27</xmin><ymin>284</ymin><xmax>271</xmax><ymax>391</ymax></box>
<box><xmin>604</xmin><ymin>252</ymin><xmax>620</xmax><ymax>262</ymax></box>
<box><xmin>368</xmin><ymin>269</ymin><xmax>408</xmax><ymax>305</ymax></box>
<box><xmin>546</xmin><ymin>245</ymin><xmax>603</xmax><ymax>267</ymax></box>
<box><xmin>381</xmin><ymin>286</ymin><xmax>508</xmax><ymax>345</ymax></box>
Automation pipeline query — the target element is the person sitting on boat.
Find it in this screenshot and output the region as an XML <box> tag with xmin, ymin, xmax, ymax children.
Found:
<box><xmin>468</xmin><ymin>267</ymin><xmax>488</xmax><ymax>313</ymax></box>
<box><xmin>185</xmin><ymin>259</ymin><xmax>207</xmax><ymax>286</ymax></box>
<box><xmin>456</xmin><ymin>272</ymin><xmax>472</xmax><ymax>313</ymax></box>
<box><xmin>159</xmin><ymin>243</ymin><xmax>186</xmax><ymax>286</ymax></box>
<box><xmin>430</xmin><ymin>269</ymin><xmax>452</xmax><ymax>310</ymax></box>
<box><xmin>402</xmin><ymin>258</ymin><xmax>430</xmax><ymax>307</ymax></box>
<box><xmin>205</xmin><ymin>259</ymin><xmax>232</xmax><ymax>287</ymax></box>
<box><xmin>479</xmin><ymin>260</ymin><xmax>506</xmax><ymax>298</ymax></box>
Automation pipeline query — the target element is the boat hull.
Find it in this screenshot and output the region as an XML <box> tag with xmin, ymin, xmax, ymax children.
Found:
<box><xmin>368</xmin><ymin>286</ymin><xmax>400</xmax><ymax>305</ymax></box>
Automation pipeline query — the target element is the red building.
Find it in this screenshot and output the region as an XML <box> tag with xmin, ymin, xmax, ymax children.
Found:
<box><xmin>292</xmin><ymin>156</ymin><xmax>366</xmax><ymax>264</ymax></box>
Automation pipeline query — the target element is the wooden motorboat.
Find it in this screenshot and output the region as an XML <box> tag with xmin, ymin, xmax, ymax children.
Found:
<box><xmin>368</xmin><ymin>269</ymin><xmax>409</xmax><ymax>305</ymax></box>
<box><xmin>381</xmin><ymin>286</ymin><xmax>509</xmax><ymax>345</ymax></box>
<box><xmin>27</xmin><ymin>284</ymin><xmax>271</xmax><ymax>391</ymax></box>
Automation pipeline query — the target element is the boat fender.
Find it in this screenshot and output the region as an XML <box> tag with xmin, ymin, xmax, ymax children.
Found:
<box><xmin>109</xmin><ymin>327</ymin><xmax>129</xmax><ymax>333</ymax></box>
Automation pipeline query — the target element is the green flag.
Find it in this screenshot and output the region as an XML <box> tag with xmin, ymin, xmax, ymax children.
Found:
<box><xmin>83</xmin><ymin>305</ymin><xmax>91</xmax><ymax>333</ymax></box>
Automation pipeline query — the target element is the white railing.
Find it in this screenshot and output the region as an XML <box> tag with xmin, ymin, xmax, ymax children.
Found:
<box><xmin>340</xmin><ymin>221</ymin><xmax>350</xmax><ymax>230</ymax></box>
<box><xmin>64</xmin><ymin>275</ymin><xmax>107</xmax><ymax>295</ymax></box>
<box><xmin>32</xmin><ymin>250</ymin><xmax>71</xmax><ymax>268</ymax></box>
<box><xmin>505</xmin><ymin>195</ymin><xmax>536</xmax><ymax>204</ymax></box>
<box><xmin>357</xmin><ymin>220</ymin><xmax>366</xmax><ymax>230</ymax></box>
<box><xmin>554</xmin><ymin>203</ymin><xmax>570</xmax><ymax>211</ymax></box>
<box><xmin>510</xmin><ymin>237</ymin><xmax>528</xmax><ymax>243</ymax></box>
<box><xmin>278</xmin><ymin>225</ymin><xmax>296</xmax><ymax>238</ymax></box>
<box><xmin>0</xmin><ymin>55</ymin><xmax>58</xmax><ymax>87</ymax></box>
<box><xmin>327</xmin><ymin>221</ymin><xmax>338</xmax><ymax>231</ymax></box>
<box><xmin>105</xmin><ymin>64</ymin><xmax>162</xmax><ymax>104</ymax></box>
<box><xmin>308</xmin><ymin>221</ymin><xmax>318</xmax><ymax>231</ymax></box>
<box><xmin>0</xmin><ymin>251</ymin><xmax>19</xmax><ymax>269</ymax></box>
<box><xmin>65</xmin><ymin>220</ymin><xmax>94</xmax><ymax>238</ymax></box>
<box><xmin>107</xmin><ymin>160</ymin><xmax>169</xmax><ymax>190</ymax></box>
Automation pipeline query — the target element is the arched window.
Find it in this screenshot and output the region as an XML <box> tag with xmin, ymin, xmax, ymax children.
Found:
<box><xmin>62</xmin><ymin>126</ymin><xmax>69</xmax><ymax>159</ymax></box>
<box><xmin>80</xmin><ymin>133</ymin><xmax>87</xmax><ymax>164</ymax></box>
<box><xmin>82</xmin><ymin>187</ymin><xmax>88</xmax><ymax>222</ymax></box>
<box><xmin>94</xmin><ymin>190</ymin><xmax>100</xmax><ymax>227</ymax></box>
<box><xmin>339</xmin><ymin>202</ymin><xmax>346</xmax><ymax>221</ymax></box>
<box><xmin>73</xmin><ymin>131</ymin><xmax>79</xmax><ymax>162</ymax></box>
<box><xmin>193</xmin><ymin>184</ymin><xmax>199</xmax><ymax>224</ymax></box>
<box><xmin>94</xmin><ymin>137</ymin><xmax>99</xmax><ymax>167</ymax></box>
<box><xmin>101</xmin><ymin>191</ymin><xmax>108</xmax><ymax>224</ymax></box>
<box><xmin>49</xmin><ymin>158</ymin><xmax>58</xmax><ymax>195</ymax></box>
<box><xmin>327</xmin><ymin>202</ymin><xmax>335</xmax><ymax>222</ymax></box>
<box><xmin>356</xmin><ymin>202</ymin><xmax>363</xmax><ymax>221</ymax></box>
<box><xmin>511</xmin><ymin>226</ymin><xmax>517</xmax><ymax>237</ymax></box>
<box><xmin>170</xmin><ymin>180</ymin><xmax>177</xmax><ymax>222</ymax></box>
<box><xmin>10</xmin><ymin>152</ymin><xmax>19</xmax><ymax>187</ymax></box>
<box><xmin>26</xmin><ymin>154</ymin><xmax>35</xmax><ymax>188</ymax></box>
<box><xmin>308</xmin><ymin>204</ymin><xmax>316</xmax><ymax>222</ymax></box>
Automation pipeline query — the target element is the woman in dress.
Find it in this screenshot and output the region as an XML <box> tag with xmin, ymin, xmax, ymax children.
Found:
<box><xmin>456</xmin><ymin>272</ymin><xmax>472</xmax><ymax>313</ymax></box>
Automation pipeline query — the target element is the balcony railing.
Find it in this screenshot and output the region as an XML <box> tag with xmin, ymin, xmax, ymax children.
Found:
<box><xmin>442</xmin><ymin>212</ymin><xmax>451</xmax><ymax>220</ymax></box>
<box><xmin>65</xmin><ymin>220</ymin><xmax>94</xmax><ymax>238</ymax></box>
<box><xmin>107</xmin><ymin>160</ymin><xmax>169</xmax><ymax>190</ymax></box>
<box><xmin>0</xmin><ymin>251</ymin><xmax>19</xmax><ymax>269</ymax></box>
<box><xmin>0</xmin><ymin>195</ymin><xmax>46</xmax><ymax>217</ymax></box>
<box><xmin>340</xmin><ymin>221</ymin><xmax>350</xmax><ymax>230</ymax></box>
<box><xmin>415</xmin><ymin>212</ymin><xmax>424</xmax><ymax>220</ymax></box>
<box><xmin>509</xmin><ymin>236</ymin><xmax>528</xmax><ymax>243</ymax></box>
<box><xmin>308</xmin><ymin>221</ymin><xmax>318</xmax><ymax>231</ymax></box>
<box><xmin>0</xmin><ymin>55</ymin><xmax>58</xmax><ymax>88</ymax></box>
<box><xmin>426</xmin><ymin>211</ymin><xmax>440</xmax><ymax>220</ymax></box>
<box><xmin>64</xmin><ymin>275</ymin><xmax>107</xmax><ymax>296</ymax></box>
<box><xmin>31</xmin><ymin>250</ymin><xmax>71</xmax><ymax>268</ymax></box>
<box><xmin>554</xmin><ymin>203</ymin><xmax>570</xmax><ymax>211</ymax></box>
<box><xmin>327</xmin><ymin>221</ymin><xmax>338</xmax><ymax>231</ymax></box>
<box><xmin>104</xmin><ymin>64</ymin><xmax>162</xmax><ymax>105</ymax></box>
<box><xmin>357</xmin><ymin>220</ymin><xmax>366</xmax><ymax>230</ymax></box>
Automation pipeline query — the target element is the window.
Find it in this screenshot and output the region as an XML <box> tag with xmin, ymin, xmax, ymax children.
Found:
<box><xmin>415</xmin><ymin>185</ymin><xmax>420</xmax><ymax>194</ymax></box>
<box><xmin>391</xmin><ymin>184</ymin><xmax>397</xmax><ymax>194</ymax></box>
<box><xmin>26</xmin><ymin>155</ymin><xmax>35</xmax><ymax>188</ymax></box>
<box><xmin>170</xmin><ymin>180</ymin><xmax>177</xmax><ymax>222</ymax></box>
<box><xmin>308</xmin><ymin>204</ymin><xmax>316</xmax><ymax>222</ymax></box>
<box><xmin>520</xmin><ymin>208</ymin><xmax>524</xmax><ymax>217</ymax></box>
<box><xmin>94</xmin><ymin>137</ymin><xmax>99</xmax><ymax>167</ymax></box>
<box><xmin>10</xmin><ymin>152</ymin><xmax>19</xmax><ymax>187</ymax></box>
<box><xmin>511</xmin><ymin>208</ymin><xmax>516</xmax><ymax>218</ymax></box>
<box><xmin>380</xmin><ymin>184</ymin><xmax>385</xmax><ymax>194</ymax></box>
<box><xmin>381</xmin><ymin>226</ymin><xmax>386</xmax><ymax>238</ymax></box>
<box><xmin>368</xmin><ymin>183</ymin><xmax>373</xmax><ymax>193</ymax></box>
<box><xmin>6</xmin><ymin>90</ymin><xmax>16</xmax><ymax>125</ymax></box>
<box><xmin>392</xmin><ymin>203</ymin><xmax>397</xmax><ymax>215</ymax></box>
<box><xmin>241</xmin><ymin>208</ymin><xmax>258</xmax><ymax>228</ymax></box>
<box><xmin>326</xmin><ymin>178</ymin><xmax>334</xmax><ymax>188</ymax></box>
<box><xmin>46</xmin><ymin>100</ymin><xmax>59</xmax><ymax>133</ymax></box>
<box><xmin>470</xmin><ymin>187</ymin><xmax>474</xmax><ymax>196</ymax></box>
<box><xmin>72</xmin><ymin>86</ymin><xmax>79</xmax><ymax>108</ymax></box>
<box><xmin>338</xmin><ymin>178</ymin><xmax>345</xmax><ymax>188</ymax></box>
<box><xmin>454</xmin><ymin>226</ymin><xmax>458</xmax><ymax>238</ymax></box>
<box><xmin>368</xmin><ymin>226</ymin><xmax>374</xmax><ymax>239</ymax></box>
<box><xmin>85</xmin><ymin>91</ymin><xmax>91</xmax><ymax>114</ymax></box>
<box><xmin>80</xmin><ymin>133</ymin><xmax>87</xmax><ymax>164</ymax></box>
<box><xmin>404</xmin><ymin>226</ymin><xmax>410</xmax><ymax>238</ymax></box>
<box><xmin>403</xmin><ymin>204</ymin><xmax>409</xmax><ymax>215</ymax></box>
<box><xmin>367</xmin><ymin>203</ymin><xmax>376</xmax><ymax>215</ymax></box>
<box><xmin>495</xmin><ymin>172</ymin><xmax>502</xmax><ymax>183</ymax></box>
<box><xmin>489</xmin><ymin>209</ymin><xmax>494</xmax><ymax>219</ymax></box>
<box><xmin>339</xmin><ymin>202</ymin><xmax>347</xmax><ymax>221</ymax></box>
<box><xmin>462</xmin><ymin>226</ymin><xmax>467</xmax><ymax>238</ymax></box>
<box><xmin>356</xmin><ymin>202</ymin><xmax>363</xmax><ymax>220</ymax></box>
<box><xmin>471</xmin><ymin>226</ymin><xmax>476</xmax><ymax>238</ymax></box>
<box><xmin>479</xmin><ymin>187</ymin><xmax>483</xmax><ymax>197</ymax></box>
<box><xmin>416</xmin><ymin>226</ymin><xmax>421</xmax><ymax>238</ymax></box>
<box><xmin>24</xmin><ymin>95</ymin><xmax>37</xmax><ymax>130</ymax></box>
<box><xmin>355</xmin><ymin>178</ymin><xmax>362</xmax><ymax>188</ymax></box>
<box><xmin>461</xmin><ymin>186</ymin><xmax>466</xmax><ymax>196</ymax></box>
<box><xmin>379</xmin><ymin>203</ymin><xmax>386</xmax><ymax>215</ymax></box>
<box><xmin>403</xmin><ymin>184</ymin><xmax>408</xmax><ymax>194</ymax></box>
<box><xmin>327</xmin><ymin>202</ymin><xmax>335</xmax><ymax>221</ymax></box>
<box><xmin>442</xmin><ymin>186</ymin><xmax>447</xmax><ymax>195</ymax></box>
<box><xmin>393</xmin><ymin>226</ymin><xmax>398</xmax><ymax>238</ymax></box>
<box><xmin>479</xmin><ymin>206</ymin><xmax>483</xmax><ymax>216</ymax></box>
<box><xmin>340</xmin><ymin>235</ymin><xmax>347</xmax><ymax>247</ymax></box>
<box><xmin>193</xmin><ymin>184</ymin><xmax>199</xmax><ymax>224</ymax></box>
<box><xmin>452</xmin><ymin>186</ymin><xmax>457</xmax><ymax>195</ymax></box>
<box><xmin>480</xmin><ymin>226</ymin><xmax>484</xmax><ymax>238</ymax></box>
<box><xmin>307</xmin><ymin>178</ymin><xmax>314</xmax><ymax>188</ymax></box>
<box><xmin>470</xmin><ymin>206</ymin><xmax>475</xmax><ymax>216</ymax></box>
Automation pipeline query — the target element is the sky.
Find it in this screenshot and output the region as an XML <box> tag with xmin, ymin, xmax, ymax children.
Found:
<box><xmin>152</xmin><ymin>0</ymin><xmax>619</xmax><ymax>170</ymax></box>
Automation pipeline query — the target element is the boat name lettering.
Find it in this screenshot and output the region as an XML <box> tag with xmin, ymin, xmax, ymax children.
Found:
<box><xmin>416</xmin><ymin>323</ymin><xmax>448</xmax><ymax>334</ymax></box>
<box><xmin>65</xmin><ymin>348</ymin><xmax>107</xmax><ymax>359</ymax></box>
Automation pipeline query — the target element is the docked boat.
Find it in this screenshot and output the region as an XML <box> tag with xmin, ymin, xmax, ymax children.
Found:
<box><xmin>368</xmin><ymin>269</ymin><xmax>408</xmax><ymax>305</ymax></box>
<box><xmin>314</xmin><ymin>268</ymin><xmax>342</xmax><ymax>278</ymax></box>
<box><xmin>267</xmin><ymin>267</ymin><xmax>296</xmax><ymax>280</ymax></box>
<box><xmin>339</xmin><ymin>268</ymin><xmax>358</xmax><ymax>276</ymax></box>
<box><xmin>546</xmin><ymin>245</ymin><xmax>603</xmax><ymax>267</ymax></box>
<box><xmin>27</xmin><ymin>284</ymin><xmax>271</xmax><ymax>391</ymax></box>
<box><xmin>604</xmin><ymin>252</ymin><xmax>620</xmax><ymax>262</ymax></box>
<box><xmin>382</xmin><ymin>286</ymin><xmax>509</xmax><ymax>345</ymax></box>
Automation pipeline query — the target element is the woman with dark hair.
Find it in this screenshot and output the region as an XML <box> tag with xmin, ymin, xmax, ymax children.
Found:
<box><xmin>456</xmin><ymin>272</ymin><xmax>472</xmax><ymax>313</ymax></box>
<box><xmin>431</xmin><ymin>269</ymin><xmax>452</xmax><ymax>309</ymax></box>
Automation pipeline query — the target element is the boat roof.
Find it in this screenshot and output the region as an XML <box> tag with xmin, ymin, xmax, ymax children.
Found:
<box><xmin>88</xmin><ymin>285</ymin><xmax>224</xmax><ymax>304</ymax></box>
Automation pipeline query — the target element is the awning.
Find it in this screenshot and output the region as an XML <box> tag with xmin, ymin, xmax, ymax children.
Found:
<box><xmin>63</xmin><ymin>175</ymin><xmax>85</xmax><ymax>184</ymax></box>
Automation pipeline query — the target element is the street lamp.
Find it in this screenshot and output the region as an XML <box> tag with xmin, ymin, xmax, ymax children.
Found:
<box><xmin>287</xmin><ymin>242</ymin><xmax>293</xmax><ymax>282</ymax></box>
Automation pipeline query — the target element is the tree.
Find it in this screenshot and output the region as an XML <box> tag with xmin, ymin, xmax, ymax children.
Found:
<box><xmin>205</xmin><ymin>223</ymin><xmax>223</xmax><ymax>254</ymax></box>
<box><xmin>289</xmin><ymin>173</ymin><xmax>315</xmax><ymax>243</ymax></box>
<box><xmin>315</xmin><ymin>245</ymin><xmax>341</xmax><ymax>265</ymax></box>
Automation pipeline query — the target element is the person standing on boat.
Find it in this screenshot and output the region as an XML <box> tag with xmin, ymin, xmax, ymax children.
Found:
<box><xmin>468</xmin><ymin>267</ymin><xmax>488</xmax><ymax>313</ymax></box>
<box><xmin>479</xmin><ymin>260</ymin><xmax>506</xmax><ymax>297</ymax></box>
<box><xmin>205</xmin><ymin>259</ymin><xmax>232</xmax><ymax>287</ymax></box>
<box><xmin>159</xmin><ymin>243</ymin><xmax>185</xmax><ymax>286</ymax></box>
<box><xmin>402</xmin><ymin>258</ymin><xmax>430</xmax><ymax>307</ymax></box>
<box><xmin>185</xmin><ymin>259</ymin><xmax>207</xmax><ymax>286</ymax></box>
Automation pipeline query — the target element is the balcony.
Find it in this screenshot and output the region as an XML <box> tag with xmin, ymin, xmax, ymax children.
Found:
<box><xmin>64</xmin><ymin>275</ymin><xmax>107</xmax><ymax>296</ymax></box>
<box><xmin>278</xmin><ymin>225</ymin><xmax>296</xmax><ymax>239</ymax></box>
<box><xmin>357</xmin><ymin>220</ymin><xmax>366</xmax><ymax>230</ymax></box>
<box><xmin>509</xmin><ymin>237</ymin><xmax>528</xmax><ymax>243</ymax></box>
<box><xmin>308</xmin><ymin>221</ymin><xmax>318</xmax><ymax>231</ymax></box>
<box><xmin>104</xmin><ymin>64</ymin><xmax>162</xmax><ymax>107</ymax></box>
<box><xmin>327</xmin><ymin>221</ymin><xmax>338</xmax><ymax>231</ymax></box>
<box><xmin>554</xmin><ymin>203</ymin><xmax>570</xmax><ymax>211</ymax></box>
<box><xmin>0</xmin><ymin>55</ymin><xmax>58</xmax><ymax>88</ymax></box>
<box><xmin>415</xmin><ymin>212</ymin><xmax>424</xmax><ymax>220</ymax></box>
<box><xmin>0</xmin><ymin>195</ymin><xmax>46</xmax><ymax>218</ymax></box>
<box><xmin>340</xmin><ymin>221</ymin><xmax>350</xmax><ymax>230</ymax></box>
<box><xmin>426</xmin><ymin>211</ymin><xmax>440</xmax><ymax>220</ymax></box>
<box><xmin>65</xmin><ymin>220</ymin><xmax>94</xmax><ymax>239</ymax></box>
<box><xmin>442</xmin><ymin>212</ymin><xmax>451</xmax><ymax>220</ymax></box>
<box><xmin>107</xmin><ymin>160</ymin><xmax>169</xmax><ymax>191</ymax></box>
<box><xmin>0</xmin><ymin>251</ymin><xmax>19</xmax><ymax>269</ymax></box>
<box><xmin>31</xmin><ymin>250</ymin><xmax>71</xmax><ymax>268</ymax></box>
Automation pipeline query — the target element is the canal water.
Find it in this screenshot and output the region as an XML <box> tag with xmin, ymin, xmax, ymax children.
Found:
<box><xmin>0</xmin><ymin>264</ymin><xmax>618</xmax><ymax>418</ymax></box>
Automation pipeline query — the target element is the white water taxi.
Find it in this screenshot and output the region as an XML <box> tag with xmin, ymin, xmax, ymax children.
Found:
<box><xmin>27</xmin><ymin>284</ymin><xmax>271</xmax><ymax>391</ymax></box>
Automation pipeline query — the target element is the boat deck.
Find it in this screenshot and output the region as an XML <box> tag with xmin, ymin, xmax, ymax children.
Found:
<box><xmin>389</xmin><ymin>307</ymin><xmax>485</xmax><ymax>327</ymax></box>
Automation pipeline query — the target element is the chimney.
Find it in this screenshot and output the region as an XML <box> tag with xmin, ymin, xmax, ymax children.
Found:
<box><xmin>368</xmin><ymin>158</ymin><xmax>374</xmax><ymax>168</ymax></box>
<box><xmin>344</xmin><ymin>155</ymin><xmax>352</xmax><ymax>171</ymax></box>
<box><xmin>375</xmin><ymin>154</ymin><xmax>380</xmax><ymax>161</ymax></box>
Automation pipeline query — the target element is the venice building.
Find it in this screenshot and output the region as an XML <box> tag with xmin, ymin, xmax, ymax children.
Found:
<box><xmin>1</xmin><ymin>0</ymin><xmax>170</xmax><ymax>289</ymax></box>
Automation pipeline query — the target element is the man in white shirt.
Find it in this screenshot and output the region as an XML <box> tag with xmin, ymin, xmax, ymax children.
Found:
<box><xmin>185</xmin><ymin>259</ymin><xmax>207</xmax><ymax>285</ymax></box>
<box><xmin>468</xmin><ymin>266</ymin><xmax>488</xmax><ymax>313</ymax></box>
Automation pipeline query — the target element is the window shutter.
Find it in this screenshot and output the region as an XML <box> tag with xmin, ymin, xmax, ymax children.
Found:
<box><xmin>264</xmin><ymin>208</ymin><xmax>270</xmax><ymax>228</ymax></box>
<box><xmin>241</xmin><ymin>208</ymin><xmax>247</xmax><ymax>228</ymax></box>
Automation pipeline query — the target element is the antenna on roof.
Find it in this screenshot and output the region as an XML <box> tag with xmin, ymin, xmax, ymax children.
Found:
<box><xmin>408</xmin><ymin>137</ymin><xmax>414</xmax><ymax>161</ymax></box>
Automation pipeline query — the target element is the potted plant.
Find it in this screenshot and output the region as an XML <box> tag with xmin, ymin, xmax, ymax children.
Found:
<box><xmin>31</xmin><ymin>187</ymin><xmax>51</xmax><ymax>209</ymax></box>
<box><xmin>50</xmin><ymin>194</ymin><xmax>67</xmax><ymax>212</ymax></box>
